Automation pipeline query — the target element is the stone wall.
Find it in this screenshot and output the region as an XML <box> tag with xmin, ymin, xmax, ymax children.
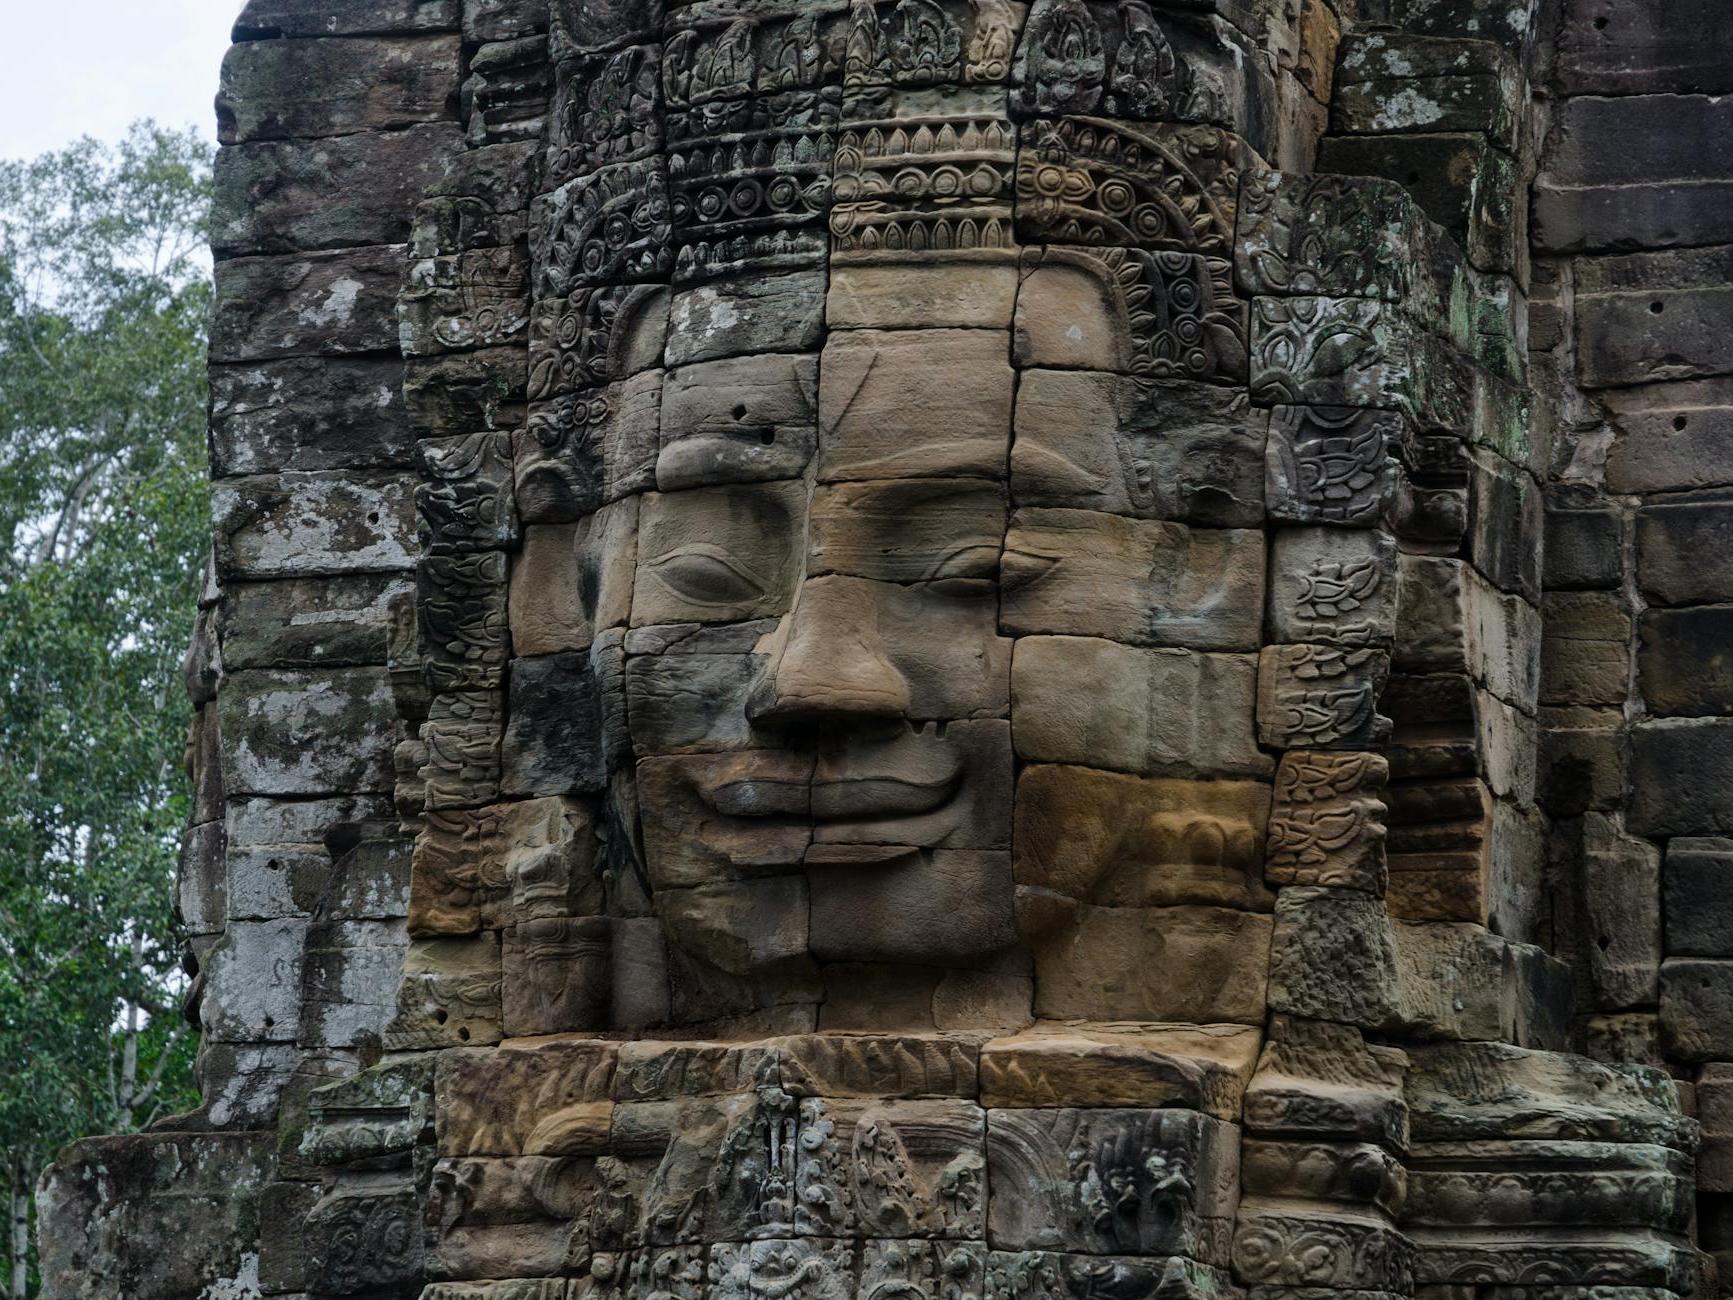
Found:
<box><xmin>33</xmin><ymin>0</ymin><xmax>1733</xmax><ymax>1297</ymax></box>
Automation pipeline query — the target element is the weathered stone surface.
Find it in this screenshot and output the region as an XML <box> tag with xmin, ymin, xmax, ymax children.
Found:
<box><xmin>1666</xmin><ymin>838</ymin><xmax>1733</xmax><ymax>958</ymax></box>
<box><xmin>233</xmin><ymin>0</ymin><xmax>460</xmax><ymax>37</ymax></box>
<box><xmin>217</xmin><ymin>35</ymin><xmax>461</xmax><ymax>143</ymax></box>
<box><xmin>210</xmin><ymin>357</ymin><xmax>412</xmax><ymax>476</ymax></box>
<box><xmin>211</xmin><ymin>245</ymin><xmax>409</xmax><ymax>361</ymax></box>
<box><xmin>1629</xmin><ymin>718</ymin><xmax>1733</xmax><ymax>836</ymax></box>
<box><xmin>1012</xmin><ymin>636</ymin><xmax>1269</xmax><ymax>779</ymax></box>
<box><xmin>1333</xmin><ymin>33</ymin><xmax>1521</xmax><ymax>151</ymax></box>
<box><xmin>1268</xmin><ymin>886</ymin><xmax>1399</xmax><ymax>1029</ymax></box>
<box><xmin>213</xmin><ymin>471</ymin><xmax>416</xmax><ymax>578</ymax></box>
<box><xmin>213</xmin><ymin>123</ymin><xmax>462</xmax><ymax>256</ymax></box>
<box><xmin>980</xmin><ymin>1023</ymin><xmax>1261</xmax><ymax>1119</ymax></box>
<box><xmin>1576</xmin><ymin>246</ymin><xmax>1733</xmax><ymax>387</ymax></box>
<box><xmin>1662</xmin><ymin>959</ymin><xmax>1733</xmax><ymax>1062</ymax></box>
<box><xmin>1542</xmin><ymin>591</ymin><xmax>1630</xmax><ymax>707</ymax></box>
<box><xmin>1638</xmin><ymin>492</ymin><xmax>1733</xmax><ymax>604</ymax></box>
<box><xmin>1605</xmin><ymin>378</ymin><xmax>1733</xmax><ymax>493</ymax></box>
<box><xmin>219</xmin><ymin>667</ymin><xmax>399</xmax><ymax>796</ymax></box>
<box><xmin>1001</xmin><ymin>510</ymin><xmax>1265</xmax><ymax>651</ymax></box>
<box><xmin>218</xmin><ymin>574</ymin><xmax>410</xmax><ymax>669</ymax></box>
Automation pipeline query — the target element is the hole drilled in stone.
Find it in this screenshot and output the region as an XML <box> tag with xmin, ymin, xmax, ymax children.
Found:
<box><xmin>1650</xmin><ymin>301</ymin><xmax>1665</xmax><ymax>314</ymax></box>
<box><xmin>1675</xmin><ymin>415</ymin><xmax>1690</xmax><ymax>431</ymax></box>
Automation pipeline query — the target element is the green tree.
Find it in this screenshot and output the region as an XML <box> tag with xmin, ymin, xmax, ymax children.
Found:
<box><xmin>0</xmin><ymin>122</ymin><xmax>212</xmax><ymax>1298</ymax></box>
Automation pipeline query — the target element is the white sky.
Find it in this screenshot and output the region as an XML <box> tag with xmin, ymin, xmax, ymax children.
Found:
<box><xmin>3</xmin><ymin>0</ymin><xmax>245</xmax><ymax>160</ymax></box>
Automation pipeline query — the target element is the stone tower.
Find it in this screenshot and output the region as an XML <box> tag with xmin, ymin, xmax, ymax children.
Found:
<box><xmin>36</xmin><ymin>1</ymin><xmax>1733</xmax><ymax>1298</ymax></box>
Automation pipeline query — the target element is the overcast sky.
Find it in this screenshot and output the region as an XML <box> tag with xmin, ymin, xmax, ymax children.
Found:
<box><xmin>4</xmin><ymin>0</ymin><xmax>243</xmax><ymax>160</ymax></box>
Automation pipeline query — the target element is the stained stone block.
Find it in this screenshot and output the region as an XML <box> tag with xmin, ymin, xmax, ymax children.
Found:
<box><xmin>213</xmin><ymin>471</ymin><xmax>416</xmax><ymax>580</ymax></box>
<box><xmin>1332</xmin><ymin>33</ymin><xmax>1522</xmax><ymax>151</ymax></box>
<box><xmin>1250</xmin><ymin>295</ymin><xmax>1472</xmax><ymax>434</ymax></box>
<box><xmin>818</xmin><ymin>328</ymin><xmax>1014</xmax><ymax>481</ymax></box>
<box><xmin>210</xmin><ymin>357</ymin><xmax>412</xmax><ymax>476</ymax></box>
<box><xmin>657</xmin><ymin>353</ymin><xmax>819</xmax><ymax>489</ymax></box>
<box><xmin>210</xmin><ymin>245</ymin><xmax>408</xmax><ymax>361</ymax></box>
<box><xmin>624</xmin><ymin>621</ymin><xmax>778</xmax><ymax>756</ymax></box>
<box><xmin>1638</xmin><ymin>493</ymin><xmax>1733</xmax><ymax>605</ymax></box>
<box><xmin>1605</xmin><ymin>379</ymin><xmax>1733</xmax><ymax>495</ymax></box>
<box><xmin>1544</xmin><ymin>498</ymin><xmax>1625</xmax><ymax>588</ymax></box>
<box><xmin>212</xmin><ymin>123</ymin><xmax>462</xmax><ymax>256</ymax></box>
<box><xmin>1021</xmin><ymin>894</ymin><xmax>1273</xmax><ymax>1024</ymax></box>
<box><xmin>219</xmin><ymin>667</ymin><xmax>399</xmax><ymax>796</ymax></box>
<box><xmin>1537</xmin><ymin>705</ymin><xmax>1626</xmax><ymax>815</ymax></box>
<box><xmin>217</xmin><ymin>35</ymin><xmax>460</xmax><ymax>142</ymax></box>
<box><xmin>233</xmin><ymin>0</ymin><xmax>460</xmax><ymax>37</ymax></box>
<box><xmin>1629</xmin><ymin>719</ymin><xmax>1733</xmax><ymax>837</ymax></box>
<box><xmin>1266</xmin><ymin>750</ymin><xmax>1390</xmax><ymax>894</ymax></box>
<box><xmin>658</xmin><ymin>875</ymin><xmax>813</xmax><ymax>979</ymax></box>
<box><xmin>1393</xmin><ymin>921</ymin><xmax>1571</xmax><ymax>1049</ymax></box>
<box><xmin>300</xmin><ymin>918</ymin><xmax>409</xmax><ymax>1047</ymax></box>
<box><xmin>37</xmin><ymin>1132</ymin><xmax>274</xmax><ymax>1300</ymax></box>
<box><xmin>1666</xmin><ymin>839</ymin><xmax>1733</xmax><ymax>958</ymax></box>
<box><xmin>1012</xmin><ymin>636</ymin><xmax>1270</xmax><ymax>779</ymax></box>
<box><xmin>1319</xmin><ymin>131</ymin><xmax>1519</xmax><ymax>273</ymax></box>
<box><xmin>1580</xmin><ymin>812</ymin><xmax>1663</xmax><ymax>1010</ymax></box>
<box><xmin>1267</xmin><ymin>886</ymin><xmax>1399</xmax><ymax>1028</ymax></box>
<box><xmin>1235</xmin><ymin>169</ymin><xmax>1459</xmax><ymax>311</ymax></box>
<box><xmin>385</xmin><ymin>934</ymin><xmax>504</xmax><ymax>1049</ymax></box>
<box><xmin>1002</xmin><ymin>510</ymin><xmax>1265</xmax><ymax>651</ymax></box>
<box><xmin>200</xmin><ymin>918</ymin><xmax>308</xmax><ymax>1042</ymax></box>
<box><xmin>986</xmin><ymin>1108</ymin><xmax>1238</xmax><ymax>1260</ymax></box>
<box><xmin>1264</xmin><ymin>404</ymin><xmax>1405</xmax><ymax>526</ymax></box>
<box><xmin>808</xmin><ymin>849</ymin><xmax>1017</xmax><ymax>966</ymax></box>
<box><xmin>1662</xmin><ymin>959</ymin><xmax>1733</xmax><ymax>1062</ymax></box>
<box><xmin>501</xmin><ymin>651</ymin><xmax>608</xmax><ymax>796</ymax></box>
<box><xmin>218</xmin><ymin>574</ymin><xmax>409</xmax><ymax>670</ymax></box>
<box><xmin>669</xmin><ymin>270</ymin><xmax>828</xmax><ymax>364</ymax></box>
<box><xmin>1013</xmin><ymin>764</ymin><xmax>1272</xmax><ymax>911</ymax></box>
<box><xmin>1467</xmin><ymin>448</ymin><xmax>1542</xmax><ymax>601</ymax></box>
<box><xmin>1576</xmin><ymin>246</ymin><xmax>1733</xmax><ymax>388</ymax></box>
<box><xmin>405</xmin><ymin>346</ymin><xmax>529</xmax><ymax>436</ymax></box>
<box><xmin>1012</xmin><ymin>372</ymin><xmax>1267</xmax><ymax>527</ymax></box>
<box><xmin>515</xmin><ymin>373</ymin><xmax>663</xmax><ymax>521</ymax></box>
<box><xmin>1535</xmin><ymin>93</ymin><xmax>1733</xmax><ymax>253</ymax></box>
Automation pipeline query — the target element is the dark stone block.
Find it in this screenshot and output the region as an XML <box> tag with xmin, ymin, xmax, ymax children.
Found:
<box><xmin>1555</xmin><ymin>0</ymin><xmax>1733</xmax><ymax>95</ymax></box>
<box><xmin>217</xmin><ymin>35</ymin><xmax>461</xmax><ymax>144</ymax></box>
<box><xmin>1629</xmin><ymin>718</ymin><xmax>1733</xmax><ymax>837</ymax></box>
<box><xmin>218</xmin><ymin>667</ymin><xmax>400</xmax><ymax>797</ymax></box>
<box><xmin>1606</xmin><ymin>379</ymin><xmax>1733</xmax><ymax>494</ymax></box>
<box><xmin>1372</xmin><ymin>0</ymin><xmax>1537</xmax><ymax>48</ymax></box>
<box><xmin>212</xmin><ymin>123</ymin><xmax>462</xmax><ymax>257</ymax></box>
<box><xmin>1468</xmin><ymin>449</ymin><xmax>1543</xmax><ymax>601</ymax></box>
<box><xmin>1544</xmin><ymin>503</ymin><xmax>1624</xmax><ymax>589</ymax></box>
<box><xmin>502</xmin><ymin>651</ymin><xmax>607</xmax><ymax>796</ymax></box>
<box><xmin>1666</xmin><ymin>839</ymin><xmax>1733</xmax><ymax>958</ymax></box>
<box><xmin>1332</xmin><ymin>33</ymin><xmax>1521</xmax><ymax>151</ymax></box>
<box><xmin>234</xmin><ymin>0</ymin><xmax>458</xmax><ymax>38</ymax></box>
<box><xmin>1637</xmin><ymin>493</ymin><xmax>1733</xmax><ymax>605</ymax></box>
<box><xmin>1662</xmin><ymin>958</ymin><xmax>1733</xmax><ymax>1061</ymax></box>
<box><xmin>1576</xmin><ymin>246</ymin><xmax>1733</xmax><ymax>388</ymax></box>
<box><xmin>210</xmin><ymin>246</ymin><xmax>408</xmax><ymax>362</ymax></box>
<box><xmin>1319</xmin><ymin>131</ymin><xmax>1519</xmax><ymax>272</ymax></box>
<box><xmin>219</xmin><ymin>575</ymin><xmax>412</xmax><ymax>670</ymax></box>
<box><xmin>464</xmin><ymin>0</ymin><xmax>549</xmax><ymax>41</ymax></box>
<box><xmin>403</xmin><ymin>347</ymin><xmax>528</xmax><ymax>435</ymax></box>
<box><xmin>210</xmin><ymin>357</ymin><xmax>413</xmax><ymax>475</ymax></box>
<box><xmin>1639</xmin><ymin>606</ymin><xmax>1733</xmax><ymax>716</ymax></box>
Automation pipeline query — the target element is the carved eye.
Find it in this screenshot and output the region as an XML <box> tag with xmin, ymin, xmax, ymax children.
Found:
<box><xmin>999</xmin><ymin>547</ymin><xmax>1063</xmax><ymax>593</ymax></box>
<box><xmin>645</xmin><ymin>546</ymin><xmax>768</xmax><ymax>607</ymax></box>
<box><xmin>927</xmin><ymin>543</ymin><xmax>1001</xmax><ymax>582</ymax></box>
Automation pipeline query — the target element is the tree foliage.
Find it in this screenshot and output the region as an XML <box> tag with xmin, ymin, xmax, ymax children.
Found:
<box><xmin>0</xmin><ymin>122</ymin><xmax>213</xmax><ymax>1294</ymax></box>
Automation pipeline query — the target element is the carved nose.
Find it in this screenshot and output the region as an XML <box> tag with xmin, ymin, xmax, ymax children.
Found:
<box><xmin>746</xmin><ymin>577</ymin><xmax>910</xmax><ymax>726</ymax></box>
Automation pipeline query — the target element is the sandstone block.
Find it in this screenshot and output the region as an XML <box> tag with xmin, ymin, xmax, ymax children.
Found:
<box><xmin>624</xmin><ymin>621</ymin><xmax>776</xmax><ymax>756</ymax></box>
<box><xmin>657</xmin><ymin>876</ymin><xmax>812</xmax><ymax>979</ymax></box>
<box><xmin>299</xmin><ymin>918</ymin><xmax>409</xmax><ymax>1047</ymax></box>
<box><xmin>1002</xmin><ymin>510</ymin><xmax>1265</xmax><ymax>651</ymax></box>
<box><xmin>810</xmin><ymin>478</ymin><xmax>1006</xmax><ymax>583</ymax></box>
<box><xmin>1012</xmin><ymin>371</ymin><xmax>1267</xmax><ymax>527</ymax></box>
<box><xmin>1267</xmin><ymin>886</ymin><xmax>1399</xmax><ymax>1028</ymax></box>
<box><xmin>1332</xmin><ymin>32</ymin><xmax>1521</xmax><ymax>151</ymax></box>
<box><xmin>219</xmin><ymin>575</ymin><xmax>410</xmax><ymax>670</ymax></box>
<box><xmin>1257</xmin><ymin>644</ymin><xmax>1391</xmax><ymax>750</ymax></box>
<box><xmin>1467</xmin><ymin>448</ymin><xmax>1543</xmax><ymax>601</ymax></box>
<box><xmin>1666</xmin><ymin>839</ymin><xmax>1733</xmax><ymax>958</ymax></box>
<box><xmin>213</xmin><ymin>471</ymin><xmax>416</xmax><ymax>579</ymax></box>
<box><xmin>200</xmin><ymin>918</ymin><xmax>308</xmax><ymax>1042</ymax></box>
<box><xmin>657</xmin><ymin>353</ymin><xmax>819</xmax><ymax>489</ymax></box>
<box><xmin>1537</xmin><ymin>706</ymin><xmax>1627</xmax><ymax>815</ymax></box>
<box><xmin>1543</xmin><ymin>499</ymin><xmax>1625</xmax><ymax>588</ymax></box>
<box><xmin>217</xmin><ymin>35</ymin><xmax>461</xmax><ymax>143</ymax></box>
<box><xmin>632</xmin><ymin>480</ymin><xmax>805</xmax><ymax>625</ymax></box>
<box><xmin>1392</xmin><ymin>921</ymin><xmax>1570</xmax><ymax>1049</ymax></box>
<box><xmin>1576</xmin><ymin>246</ymin><xmax>1733</xmax><ymax>388</ymax></box>
<box><xmin>1266</xmin><ymin>750</ymin><xmax>1390</xmax><ymax>894</ymax></box>
<box><xmin>509</xmin><ymin>503</ymin><xmax>638</xmax><ymax>655</ymax></box>
<box><xmin>1628</xmin><ymin>718</ymin><xmax>1733</xmax><ymax>836</ymax></box>
<box><xmin>1268</xmin><ymin>527</ymin><xmax>1398</xmax><ymax>649</ymax></box>
<box><xmin>1580</xmin><ymin>812</ymin><xmax>1662</xmax><ymax>1010</ymax></box>
<box><xmin>1637</xmin><ymin>492</ymin><xmax>1733</xmax><ymax>604</ymax></box>
<box><xmin>385</xmin><ymin>934</ymin><xmax>503</xmax><ymax>1049</ymax></box>
<box><xmin>233</xmin><ymin>0</ymin><xmax>459</xmax><ymax>36</ymax></box>
<box><xmin>1013</xmin><ymin>764</ymin><xmax>1272</xmax><ymax>911</ymax></box>
<box><xmin>1012</xmin><ymin>636</ymin><xmax>1270</xmax><ymax>779</ymax></box>
<box><xmin>1022</xmin><ymin>894</ymin><xmax>1273</xmax><ymax>1025</ymax></box>
<box><xmin>502</xmin><ymin>651</ymin><xmax>608</xmax><ymax>796</ymax></box>
<box><xmin>828</xmin><ymin>258</ymin><xmax>1021</xmax><ymax>330</ymax></box>
<box><xmin>1661</xmin><ymin>959</ymin><xmax>1733</xmax><ymax>1062</ymax></box>
<box><xmin>819</xmin><ymin>328</ymin><xmax>1014</xmax><ymax>480</ymax></box>
<box><xmin>1554</xmin><ymin>0</ymin><xmax>1733</xmax><ymax>95</ymax></box>
<box><xmin>1264</xmin><ymin>403</ymin><xmax>1405</xmax><ymax>527</ymax></box>
<box><xmin>980</xmin><ymin>1023</ymin><xmax>1262</xmax><ymax>1119</ymax></box>
<box><xmin>219</xmin><ymin>667</ymin><xmax>399</xmax><ymax>796</ymax></box>
<box><xmin>669</xmin><ymin>269</ymin><xmax>827</xmax><ymax>363</ymax></box>
<box><xmin>809</xmin><ymin>849</ymin><xmax>1018</xmax><ymax>967</ymax></box>
<box><xmin>1639</xmin><ymin>605</ymin><xmax>1733</xmax><ymax>715</ymax></box>
<box><xmin>1605</xmin><ymin>378</ymin><xmax>1733</xmax><ymax>494</ymax></box>
<box><xmin>1541</xmin><ymin>591</ymin><xmax>1630</xmax><ymax>707</ymax></box>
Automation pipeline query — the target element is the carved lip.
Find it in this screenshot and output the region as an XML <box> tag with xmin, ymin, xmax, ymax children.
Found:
<box><xmin>809</xmin><ymin>772</ymin><xmax>961</xmax><ymax>819</ymax></box>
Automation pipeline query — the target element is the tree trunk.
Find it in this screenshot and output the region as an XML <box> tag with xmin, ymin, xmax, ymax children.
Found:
<box><xmin>7</xmin><ymin>1154</ymin><xmax>27</xmax><ymax>1300</ymax></box>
